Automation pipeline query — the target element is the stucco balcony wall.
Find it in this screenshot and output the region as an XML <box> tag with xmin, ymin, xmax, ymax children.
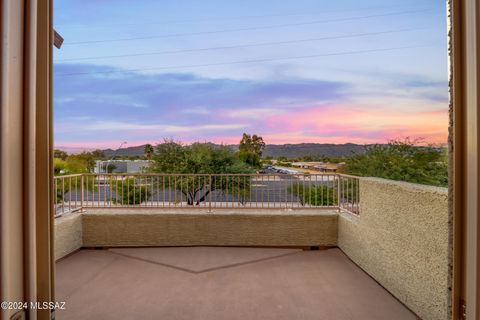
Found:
<box><xmin>81</xmin><ymin>209</ymin><xmax>338</xmax><ymax>247</ymax></box>
<box><xmin>55</xmin><ymin>213</ymin><xmax>83</xmax><ymax>260</ymax></box>
<box><xmin>338</xmin><ymin>178</ymin><xmax>449</xmax><ymax>320</ymax></box>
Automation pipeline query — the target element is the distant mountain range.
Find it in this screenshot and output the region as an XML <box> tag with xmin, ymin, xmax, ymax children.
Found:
<box><xmin>102</xmin><ymin>143</ymin><xmax>367</xmax><ymax>159</ymax></box>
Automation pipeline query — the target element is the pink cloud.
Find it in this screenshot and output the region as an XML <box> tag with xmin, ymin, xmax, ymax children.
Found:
<box><xmin>56</xmin><ymin>104</ymin><xmax>448</xmax><ymax>149</ymax></box>
<box><xmin>262</xmin><ymin>104</ymin><xmax>448</xmax><ymax>144</ymax></box>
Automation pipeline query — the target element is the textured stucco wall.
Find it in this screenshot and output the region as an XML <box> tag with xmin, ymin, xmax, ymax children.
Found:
<box><xmin>338</xmin><ymin>178</ymin><xmax>449</xmax><ymax>320</ymax></box>
<box><xmin>82</xmin><ymin>209</ymin><xmax>338</xmax><ymax>247</ymax></box>
<box><xmin>54</xmin><ymin>213</ymin><xmax>83</xmax><ymax>260</ymax></box>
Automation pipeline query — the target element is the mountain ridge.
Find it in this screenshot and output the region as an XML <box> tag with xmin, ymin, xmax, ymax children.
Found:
<box><xmin>100</xmin><ymin>143</ymin><xmax>367</xmax><ymax>158</ymax></box>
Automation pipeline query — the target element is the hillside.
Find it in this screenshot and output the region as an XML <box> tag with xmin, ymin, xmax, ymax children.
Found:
<box><xmin>103</xmin><ymin>143</ymin><xmax>366</xmax><ymax>159</ymax></box>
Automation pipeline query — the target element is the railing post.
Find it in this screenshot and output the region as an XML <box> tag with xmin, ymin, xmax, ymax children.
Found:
<box><xmin>337</xmin><ymin>174</ymin><xmax>341</xmax><ymax>212</ymax></box>
<box><xmin>208</xmin><ymin>175</ymin><xmax>212</xmax><ymax>213</ymax></box>
<box><xmin>81</xmin><ymin>174</ymin><xmax>84</xmax><ymax>212</ymax></box>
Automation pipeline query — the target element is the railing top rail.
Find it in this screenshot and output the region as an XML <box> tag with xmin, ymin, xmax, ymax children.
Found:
<box><xmin>337</xmin><ymin>173</ymin><xmax>362</xmax><ymax>179</ymax></box>
<box><xmin>63</xmin><ymin>173</ymin><xmax>340</xmax><ymax>177</ymax></box>
<box><xmin>54</xmin><ymin>173</ymin><xmax>84</xmax><ymax>179</ymax></box>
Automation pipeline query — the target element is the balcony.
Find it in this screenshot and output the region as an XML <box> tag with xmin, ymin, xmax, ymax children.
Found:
<box><xmin>56</xmin><ymin>247</ymin><xmax>418</xmax><ymax>320</ymax></box>
<box><xmin>54</xmin><ymin>174</ymin><xmax>449</xmax><ymax>320</ymax></box>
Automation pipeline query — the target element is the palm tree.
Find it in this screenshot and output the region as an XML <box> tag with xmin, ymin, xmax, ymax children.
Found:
<box><xmin>144</xmin><ymin>144</ymin><xmax>154</xmax><ymax>160</ymax></box>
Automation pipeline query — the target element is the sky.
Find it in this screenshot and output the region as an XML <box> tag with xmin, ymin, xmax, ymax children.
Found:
<box><xmin>53</xmin><ymin>0</ymin><xmax>448</xmax><ymax>151</ymax></box>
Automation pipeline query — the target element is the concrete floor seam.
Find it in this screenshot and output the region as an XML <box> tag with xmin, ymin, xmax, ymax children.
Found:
<box><xmin>106</xmin><ymin>249</ymin><xmax>304</xmax><ymax>274</ymax></box>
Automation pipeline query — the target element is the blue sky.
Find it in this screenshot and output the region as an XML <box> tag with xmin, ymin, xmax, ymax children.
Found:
<box><xmin>54</xmin><ymin>0</ymin><xmax>448</xmax><ymax>151</ymax></box>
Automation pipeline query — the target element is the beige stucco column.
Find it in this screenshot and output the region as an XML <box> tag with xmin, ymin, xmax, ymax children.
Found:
<box><xmin>0</xmin><ymin>0</ymin><xmax>53</xmax><ymax>319</ymax></box>
<box><xmin>450</xmin><ymin>0</ymin><xmax>480</xmax><ymax>319</ymax></box>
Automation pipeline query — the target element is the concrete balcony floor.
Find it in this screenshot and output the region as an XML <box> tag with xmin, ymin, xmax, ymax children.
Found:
<box><xmin>56</xmin><ymin>247</ymin><xmax>417</xmax><ymax>320</ymax></box>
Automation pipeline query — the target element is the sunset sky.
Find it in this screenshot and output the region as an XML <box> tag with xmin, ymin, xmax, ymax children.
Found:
<box><xmin>53</xmin><ymin>0</ymin><xmax>448</xmax><ymax>151</ymax></box>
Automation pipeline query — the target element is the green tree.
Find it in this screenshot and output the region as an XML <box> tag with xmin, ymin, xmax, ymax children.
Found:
<box><xmin>68</xmin><ymin>151</ymin><xmax>101</xmax><ymax>172</ymax></box>
<box><xmin>238</xmin><ymin>133</ymin><xmax>266</xmax><ymax>167</ymax></box>
<box><xmin>144</xmin><ymin>144</ymin><xmax>154</xmax><ymax>160</ymax></box>
<box><xmin>54</xmin><ymin>157</ymin><xmax>90</xmax><ymax>175</ymax></box>
<box><xmin>65</xmin><ymin>157</ymin><xmax>91</xmax><ymax>173</ymax></box>
<box><xmin>238</xmin><ymin>151</ymin><xmax>262</xmax><ymax>168</ymax></box>
<box><xmin>54</xmin><ymin>158</ymin><xmax>68</xmax><ymax>175</ymax></box>
<box><xmin>150</xmin><ymin>140</ymin><xmax>254</xmax><ymax>205</ymax></box>
<box><xmin>340</xmin><ymin>138</ymin><xmax>448</xmax><ymax>187</ymax></box>
<box><xmin>54</xmin><ymin>149</ymin><xmax>68</xmax><ymax>160</ymax></box>
<box><xmin>54</xmin><ymin>157</ymin><xmax>93</xmax><ymax>203</ymax></box>
<box><xmin>91</xmin><ymin>149</ymin><xmax>106</xmax><ymax>160</ymax></box>
<box><xmin>54</xmin><ymin>151</ymin><xmax>101</xmax><ymax>203</ymax></box>
<box><xmin>102</xmin><ymin>163</ymin><xmax>117</xmax><ymax>173</ymax></box>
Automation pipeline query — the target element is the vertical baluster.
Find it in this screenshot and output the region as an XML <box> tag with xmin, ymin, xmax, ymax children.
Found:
<box><xmin>122</xmin><ymin>175</ymin><xmax>125</xmax><ymax>207</ymax></box>
<box><xmin>244</xmin><ymin>175</ymin><xmax>248</xmax><ymax>208</ymax></box>
<box><xmin>68</xmin><ymin>176</ymin><xmax>71</xmax><ymax>212</ymax></box>
<box><xmin>255</xmin><ymin>175</ymin><xmax>258</xmax><ymax>208</ymax></box>
<box><xmin>310</xmin><ymin>175</ymin><xmax>315</xmax><ymax>207</ymax></box>
<box><xmin>209</xmin><ymin>175</ymin><xmax>213</xmax><ymax>211</ymax></box>
<box><xmin>81</xmin><ymin>175</ymin><xmax>85</xmax><ymax>211</ymax></box>
<box><xmin>102</xmin><ymin>175</ymin><xmax>105</xmax><ymax>207</ymax></box>
<box><xmin>109</xmin><ymin>175</ymin><xmax>112</xmax><ymax>207</ymax></box>
<box><xmin>74</xmin><ymin>176</ymin><xmax>78</xmax><ymax>210</ymax></box>
<box><xmin>54</xmin><ymin>178</ymin><xmax>57</xmax><ymax>215</ymax></box>
<box><xmin>176</xmin><ymin>175</ymin><xmax>180</xmax><ymax>207</ymax></box>
<box><xmin>161</xmin><ymin>175</ymin><xmax>165</xmax><ymax>208</ymax></box>
<box><xmin>304</xmin><ymin>175</ymin><xmax>307</xmax><ymax>208</ymax></box>
<box><xmin>61</xmin><ymin>177</ymin><xmax>65</xmax><ymax>214</ymax></box>
<box><xmin>357</xmin><ymin>178</ymin><xmax>360</xmax><ymax>214</ymax></box>
<box><xmin>266</xmin><ymin>175</ymin><xmax>270</xmax><ymax>208</ymax></box>
<box><xmin>92</xmin><ymin>175</ymin><xmax>96</xmax><ymax>208</ymax></box>
<box><xmin>226</xmin><ymin>175</ymin><xmax>229</xmax><ymax>208</ymax></box>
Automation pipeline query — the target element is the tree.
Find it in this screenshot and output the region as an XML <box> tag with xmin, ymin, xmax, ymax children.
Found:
<box><xmin>150</xmin><ymin>140</ymin><xmax>255</xmax><ymax>205</ymax></box>
<box><xmin>239</xmin><ymin>133</ymin><xmax>266</xmax><ymax>155</ymax></box>
<box><xmin>340</xmin><ymin>138</ymin><xmax>448</xmax><ymax>187</ymax></box>
<box><xmin>91</xmin><ymin>149</ymin><xmax>106</xmax><ymax>160</ymax></box>
<box><xmin>102</xmin><ymin>163</ymin><xmax>117</xmax><ymax>173</ymax></box>
<box><xmin>54</xmin><ymin>157</ymin><xmax>93</xmax><ymax>203</ymax></box>
<box><xmin>144</xmin><ymin>144</ymin><xmax>154</xmax><ymax>160</ymax></box>
<box><xmin>54</xmin><ymin>158</ymin><xmax>68</xmax><ymax>175</ymax></box>
<box><xmin>54</xmin><ymin>157</ymin><xmax>89</xmax><ymax>175</ymax></box>
<box><xmin>54</xmin><ymin>149</ymin><xmax>68</xmax><ymax>160</ymax></box>
<box><xmin>238</xmin><ymin>133</ymin><xmax>266</xmax><ymax>167</ymax></box>
<box><xmin>54</xmin><ymin>150</ymin><xmax>103</xmax><ymax>204</ymax></box>
<box><xmin>238</xmin><ymin>151</ymin><xmax>262</xmax><ymax>168</ymax></box>
<box><xmin>67</xmin><ymin>151</ymin><xmax>100</xmax><ymax>172</ymax></box>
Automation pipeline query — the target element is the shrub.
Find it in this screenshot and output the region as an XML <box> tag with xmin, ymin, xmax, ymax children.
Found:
<box><xmin>288</xmin><ymin>183</ymin><xmax>337</xmax><ymax>206</ymax></box>
<box><xmin>113</xmin><ymin>177</ymin><xmax>151</xmax><ymax>205</ymax></box>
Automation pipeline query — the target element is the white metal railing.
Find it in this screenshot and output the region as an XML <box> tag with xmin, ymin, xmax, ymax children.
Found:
<box><xmin>54</xmin><ymin>173</ymin><xmax>360</xmax><ymax>217</ymax></box>
<box><xmin>54</xmin><ymin>174</ymin><xmax>84</xmax><ymax>217</ymax></box>
<box><xmin>337</xmin><ymin>174</ymin><xmax>360</xmax><ymax>215</ymax></box>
